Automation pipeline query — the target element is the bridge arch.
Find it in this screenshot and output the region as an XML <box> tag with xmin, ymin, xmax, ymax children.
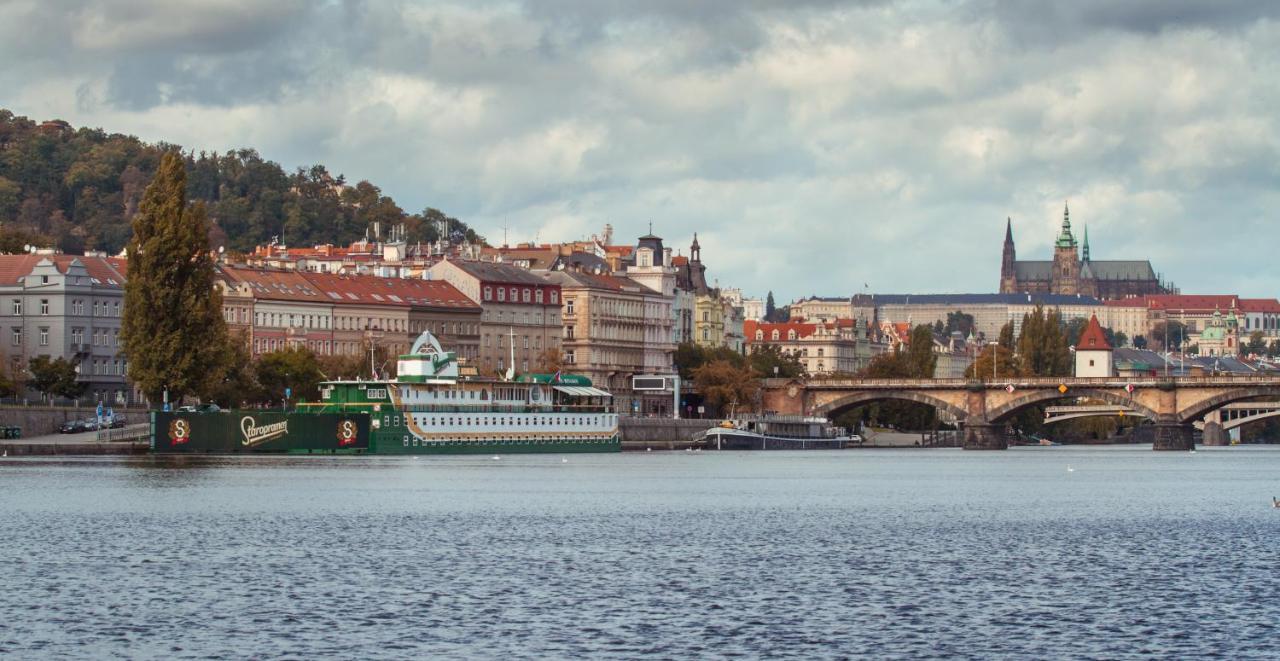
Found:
<box><xmin>987</xmin><ymin>389</ymin><xmax>1159</xmax><ymax>424</ymax></box>
<box><xmin>1220</xmin><ymin>408</ymin><xmax>1280</xmax><ymax>431</ymax></box>
<box><xmin>1177</xmin><ymin>387</ymin><xmax>1280</xmax><ymax>423</ymax></box>
<box><xmin>814</xmin><ymin>391</ymin><xmax>969</xmax><ymax>422</ymax></box>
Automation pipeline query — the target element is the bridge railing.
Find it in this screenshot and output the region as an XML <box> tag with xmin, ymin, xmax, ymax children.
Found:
<box><xmin>766</xmin><ymin>375</ymin><xmax>1280</xmax><ymax>389</ymax></box>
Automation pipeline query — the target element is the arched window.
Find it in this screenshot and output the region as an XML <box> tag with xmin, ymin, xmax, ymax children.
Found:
<box><xmin>755</xmin><ymin>330</ymin><xmax>763</xmax><ymax>340</ymax></box>
<box><xmin>788</xmin><ymin>330</ymin><xmax>797</xmax><ymax>340</ymax></box>
<box><xmin>771</xmin><ymin>330</ymin><xmax>780</xmax><ymax>341</ymax></box>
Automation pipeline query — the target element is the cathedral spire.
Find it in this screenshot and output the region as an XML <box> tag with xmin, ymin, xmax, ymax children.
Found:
<box><xmin>1056</xmin><ymin>201</ymin><xmax>1076</xmax><ymax>248</ymax></box>
<box><xmin>1082</xmin><ymin>224</ymin><xmax>1090</xmax><ymax>261</ymax></box>
<box><xmin>1004</xmin><ymin>217</ymin><xmax>1013</xmax><ymax>242</ymax></box>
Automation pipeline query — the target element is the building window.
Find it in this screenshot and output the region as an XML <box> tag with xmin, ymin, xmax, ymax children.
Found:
<box><xmin>483</xmin><ymin>286</ymin><xmax>492</xmax><ymax>301</ymax></box>
<box><xmin>535</xmin><ymin>289</ymin><xmax>544</xmax><ymax>304</ymax></box>
<box><xmin>550</xmin><ymin>291</ymin><xmax>558</xmax><ymax>304</ymax></box>
<box><xmin>11</xmin><ymin>328</ymin><xmax>20</xmax><ymax>346</ymax></box>
<box><xmin>40</xmin><ymin>299</ymin><xmax>49</xmax><ymax>316</ymax></box>
<box><xmin>39</xmin><ymin>328</ymin><xmax>48</xmax><ymax>346</ymax></box>
<box><xmin>755</xmin><ymin>330</ymin><xmax>763</xmax><ymax>340</ymax></box>
<box><xmin>113</xmin><ymin>302</ymin><xmax>120</xmax><ymax>317</ymax></box>
<box><xmin>72</xmin><ymin>328</ymin><xmax>83</xmax><ymax>345</ymax></box>
<box><xmin>11</xmin><ymin>300</ymin><xmax>20</xmax><ymax>316</ymax></box>
<box><xmin>702</xmin><ymin>328</ymin><xmax>709</xmax><ymax>341</ymax></box>
<box><xmin>510</xmin><ymin>287</ymin><xmax>518</xmax><ymax>301</ymax></box>
<box><xmin>523</xmin><ymin>289</ymin><xmax>531</xmax><ymax>303</ymax></box>
<box><xmin>788</xmin><ymin>330</ymin><xmax>797</xmax><ymax>340</ymax></box>
<box><xmin>565</xmin><ymin>326</ymin><xmax>574</xmax><ymax>339</ymax></box>
<box><xmin>498</xmin><ymin>288</ymin><xmax>506</xmax><ymax>302</ymax></box>
<box><xmin>72</xmin><ymin>300</ymin><xmax>83</xmax><ymax>315</ymax></box>
<box><xmin>771</xmin><ymin>330</ymin><xmax>780</xmax><ymax>341</ymax></box>
<box><xmin>566</xmin><ymin>299</ymin><xmax>575</xmax><ymax>315</ymax></box>
<box><xmin>565</xmin><ymin>350</ymin><xmax>576</xmax><ymax>364</ymax></box>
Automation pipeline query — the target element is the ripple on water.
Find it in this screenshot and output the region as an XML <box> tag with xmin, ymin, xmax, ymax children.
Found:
<box><xmin>0</xmin><ymin>448</ymin><xmax>1278</xmax><ymax>659</ymax></box>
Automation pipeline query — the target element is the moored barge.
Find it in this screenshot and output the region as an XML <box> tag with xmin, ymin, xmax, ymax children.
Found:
<box><xmin>151</xmin><ymin>331</ymin><xmax>620</xmax><ymax>454</ymax></box>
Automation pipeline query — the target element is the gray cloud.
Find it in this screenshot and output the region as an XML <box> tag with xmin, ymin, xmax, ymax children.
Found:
<box><xmin>4</xmin><ymin>0</ymin><xmax>1279</xmax><ymax>300</ymax></box>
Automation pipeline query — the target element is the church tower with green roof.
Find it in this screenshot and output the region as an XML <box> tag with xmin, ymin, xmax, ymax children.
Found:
<box><xmin>1051</xmin><ymin>203</ymin><xmax>1082</xmax><ymax>295</ymax></box>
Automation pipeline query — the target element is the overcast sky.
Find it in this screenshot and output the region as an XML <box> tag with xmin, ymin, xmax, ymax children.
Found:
<box><xmin>3</xmin><ymin>0</ymin><xmax>1278</xmax><ymax>301</ymax></box>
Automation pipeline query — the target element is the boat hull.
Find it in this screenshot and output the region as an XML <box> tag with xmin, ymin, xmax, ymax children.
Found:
<box><xmin>700</xmin><ymin>428</ymin><xmax>849</xmax><ymax>451</ymax></box>
<box><xmin>151</xmin><ymin>411</ymin><xmax>620</xmax><ymax>455</ymax></box>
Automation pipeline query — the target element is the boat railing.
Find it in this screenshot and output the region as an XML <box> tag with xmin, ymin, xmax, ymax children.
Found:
<box><xmin>296</xmin><ymin>402</ymin><xmax>615</xmax><ymax>414</ymax></box>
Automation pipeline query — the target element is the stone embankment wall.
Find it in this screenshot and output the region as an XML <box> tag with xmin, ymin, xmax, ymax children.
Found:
<box><xmin>619</xmin><ymin>417</ymin><xmax>718</xmax><ymax>450</ymax></box>
<box><xmin>0</xmin><ymin>405</ymin><xmax>149</xmax><ymax>437</ymax></box>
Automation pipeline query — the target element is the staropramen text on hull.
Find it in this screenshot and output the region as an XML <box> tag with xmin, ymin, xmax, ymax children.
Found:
<box><xmin>151</xmin><ymin>330</ymin><xmax>620</xmax><ymax>454</ymax></box>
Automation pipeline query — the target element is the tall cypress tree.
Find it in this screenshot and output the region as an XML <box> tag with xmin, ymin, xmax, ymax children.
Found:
<box><xmin>122</xmin><ymin>152</ymin><xmax>228</xmax><ymax>405</ymax></box>
<box><xmin>765</xmin><ymin>291</ymin><xmax>776</xmax><ymax>322</ymax></box>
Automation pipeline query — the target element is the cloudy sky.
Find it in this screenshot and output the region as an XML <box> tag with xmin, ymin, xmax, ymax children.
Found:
<box><xmin>3</xmin><ymin>0</ymin><xmax>1278</xmax><ymax>301</ymax></box>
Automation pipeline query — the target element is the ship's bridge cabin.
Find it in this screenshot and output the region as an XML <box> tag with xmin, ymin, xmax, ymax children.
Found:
<box><xmin>314</xmin><ymin>331</ymin><xmax>613</xmax><ymax>413</ymax></box>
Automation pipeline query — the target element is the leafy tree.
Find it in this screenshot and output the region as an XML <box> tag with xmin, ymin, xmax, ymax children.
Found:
<box><xmin>674</xmin><ymin>341</ymin><xmax>746</xmax><ymax>379</ymax></box>
<box><xmin>997</xmin><ymin>321</ymin><xmax>1015</xmax><ymax>349</ymax></box>
<box><xmin>1133</xmin><ymin>335</ymin><xmax>1147</xmax><ymax>350</ymax></box>
<box><xmin>1113</xmin><ymin>331</ymin><xmax>1128</xmax><ymax>348</ymax></box>
<box><xmin>933</xmin><ymin>320</ymin><xmax>945</xmax><ymax>334</ymax></box>
<box><xmin>1186</xmin><ymin>343</ymin><xmax>1200</xmax><ymax>356</ymax></box>
<box><xmin>122</xmin><ymin>152</ymin><xmax>230</xmax><ymax>405</ymax></box>
<box><xmin>256</xmin><ymin>347</ymin><xmax>323</xmax><ymax>405</ymax></box>
<box><xmin>764</xmin><ymin>291</ymin><xmax>776</xmax><ymax>322</ymax></box>
<box><xmin>691</xmin><ymin>360</ymin><xmax>758</xmax><ymax>415</ymax></box>
<box><xmin>316</xmin><ymin>352</ymin><xmax>368</xmax><ymax>382</ymax></box>
<box><xmin>26</xmin><ymin>356</ymin><xmax>84</xmax><ymax>400</ymax></box>
<box><xmin>0</xmin><ymin>111</ymin><xmax>485</xmax><ymax>255</ymax></box>
<box><xmin>945</xmin><ymin>311</ymin><xmax>975</xmax><ymax>338</ymax></box>
<box><xmin>1150</xmin><ymin>321</ymin><xmax>1187</xmax><ymax>352</ymax></box>
<box><xmin>904</xmin><ymin>325</ymin><xmax>937</xmax><ymax>378</ymax></box>
<box><xmin>535</xmin><ymin>347</ymin><xmax>565</xmax><ymax>373</ymax></box>
<box><xmin>1246</xmin><ymin>331</ymin><xmax>1267</xmax><ymax>355</ymax></box>
<box><xmin>747</xmin><ymin>343</ymin><xmax>805</xmax><ymax>379</ymax></box>
<box><xmin>204</xmin><ymin>331</ymin><xmax>261</xmax><ymax>408</ymax></box>
<box><xmin>0</xmin><ymin>361</ymin><xmax>14</xmax><ymax>398</ymax></box>
<box><xmin>964</xmin><ymin>344</ymin><xmax>1020</xmax><ymax>379</ymax></box>
<box><xmin>1017</xmin><ymin>306</ymin><xmax>1070</xmax><ymax>377</ymax></box>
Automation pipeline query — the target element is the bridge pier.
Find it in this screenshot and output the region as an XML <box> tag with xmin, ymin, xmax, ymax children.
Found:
<box><xmin>1152</xmin><ymin>422</ymin><xmax>1195</xmax><ymax>451</ymax></box>
<box><xmin>963</xmin><ymin>423</ymin><xmax>1007</xmax><ymax>450</ymax></box>
<box><xmin>1201</xmin><ymin>421</ymin><xmax>1229</xmax><ymax>446</ymax></box>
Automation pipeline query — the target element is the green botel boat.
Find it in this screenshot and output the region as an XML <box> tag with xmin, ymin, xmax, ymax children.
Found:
<box><xmin>151</xmin><ymin>331</ymin><xmax>620</xmax><ymax>454</ymax></box>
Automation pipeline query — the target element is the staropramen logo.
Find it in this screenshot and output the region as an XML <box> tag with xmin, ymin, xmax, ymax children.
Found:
<box><xmin>240</xmin><ymin>416</ymin><xmax>289</xmax><ymax>447</ymax></box>
<box><xmin>336</xmin><ymin>419</ymin><xmax>358</xmax><ymax>446</ymax></box>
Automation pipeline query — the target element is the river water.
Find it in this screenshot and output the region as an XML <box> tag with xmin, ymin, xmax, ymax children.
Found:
<box><xmin>1</xmin><ymin>446</ymin><xmax>1278</xmax><ymax>659</ymax></box>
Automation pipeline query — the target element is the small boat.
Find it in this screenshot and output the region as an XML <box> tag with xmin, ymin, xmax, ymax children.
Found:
<box><xmin>694</xmin><ymin>415</ymin><xmax>856</xmax><ymax>451</ymax></box>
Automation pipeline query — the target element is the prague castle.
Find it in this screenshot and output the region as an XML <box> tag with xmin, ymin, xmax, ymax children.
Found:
<box><xmin>999</xmin><ymin>205</ymin><xmax>1175</xmax><ymax>300</ymax></box>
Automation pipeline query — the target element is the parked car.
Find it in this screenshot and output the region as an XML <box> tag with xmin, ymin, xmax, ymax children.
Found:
<box><xmin>176</xmin><ymin>403</ymin><xmax>222</xmax><ymax>414</ymax></box>
<box><xmin>109</xmin><ymin>415</ymin><xmax>128</xmax><ymax>429</ymax></box>
<box><xmin>83</xmin><ymin>417</ymin><xmax>104</xmax><ymax>431</ymax></box>
<box><xmin>59</xmin><ymin>419</ymin><xmax>88</xmax><ymax>434</ymax></box>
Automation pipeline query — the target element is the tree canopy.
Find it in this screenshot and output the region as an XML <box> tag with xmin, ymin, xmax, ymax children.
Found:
<box><xmin>0</xmin><ymin>110</ymin><xmax>483</xmax><ymax>255</ymax></box>
<box><xmin>121</xmin><ymin>152</ymin><xmax>230</xmax><ymax>404</ymax></box>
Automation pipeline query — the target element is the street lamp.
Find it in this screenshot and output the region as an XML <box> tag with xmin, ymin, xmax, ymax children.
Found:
<box><xmin>988</xmin><ymin>341</ymin><xmax>1000</xmax><ymax>381</ymax></box>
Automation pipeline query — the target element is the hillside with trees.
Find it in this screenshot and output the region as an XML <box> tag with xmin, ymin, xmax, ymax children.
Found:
<box><xmin>0</xmin><ymin>109</ymin><xmax>483</xmax><ymax>255</ymax></box>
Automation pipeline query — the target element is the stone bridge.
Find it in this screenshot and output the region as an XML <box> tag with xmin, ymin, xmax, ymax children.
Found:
<box><xmin>760</xmin><ymin>376</ymin><xmax>1280</xmax><ymax>450</ymax></box>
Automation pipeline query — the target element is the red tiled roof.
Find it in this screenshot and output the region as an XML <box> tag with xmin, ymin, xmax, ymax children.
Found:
<box><xmin>301</xmin><ymin>271</ymin><xmax>480</xmax><ymax>310</ymax></box>
<box><xmin>1076</xmin><ymin>314</ymin><xmax>1111</xmax><ymax>351</ymax></box>
<box><xmin>1239</xmin><ymin>298</ymin><xmax>1280</xmax><ymax>313</ymax></box>
<box><xmin>218</xmin><ymin>266</ymin><xmax>324</xmax><ymax>302</ymax></box>
<box><xmin>0</xmin><ymin>255</ymin><xmax>127</xmax><ymax>287</ymax></box>
<box><xmin>1112</xmin><ymin>294</ymin><xmax>1242</xmax><ymax>312</ymax></box>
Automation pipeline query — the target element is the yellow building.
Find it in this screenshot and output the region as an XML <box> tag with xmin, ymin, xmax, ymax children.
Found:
<box><xmin>695</xmin><ymin>294</ymin><xmax>726</xmax><ymax>347</ymax></box>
